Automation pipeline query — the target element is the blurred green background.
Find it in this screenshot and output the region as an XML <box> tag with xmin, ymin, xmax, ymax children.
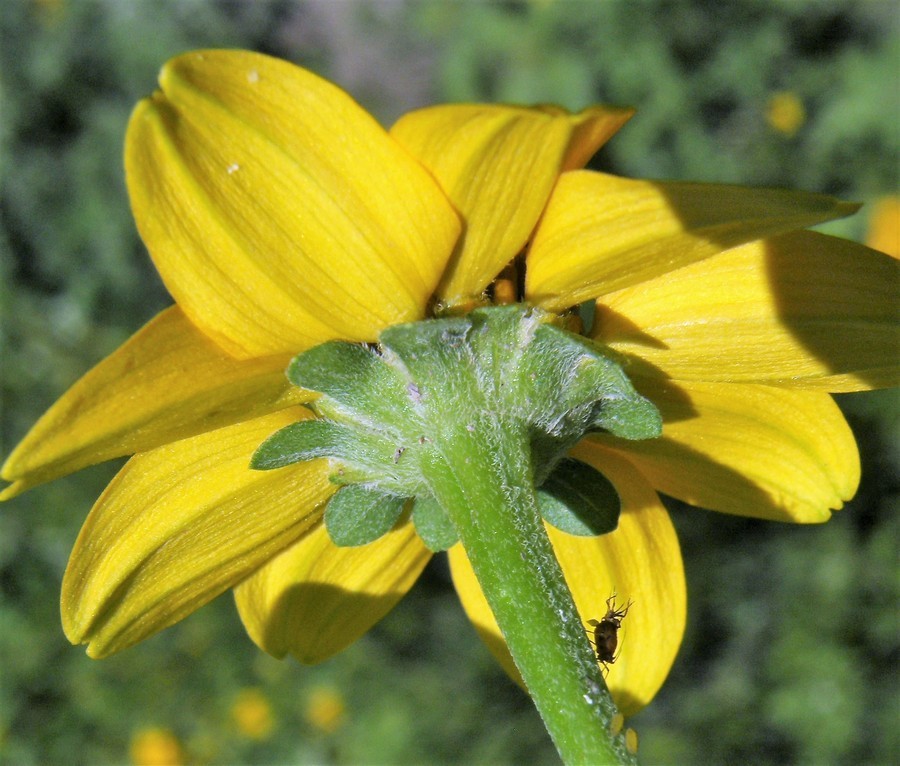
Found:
<box><xmin>1</xmin><ymin>1</ymin><xmax>897</xmax><ymax>764</ymax></box>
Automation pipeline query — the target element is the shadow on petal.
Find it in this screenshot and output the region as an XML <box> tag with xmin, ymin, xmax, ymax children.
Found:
<box><xmin>763</xmin><ymin>231</ymin><xmax>900</xmax><ymax>390</ymax></box>
<box><xmin>601</xmin><ymin>435</ymin><xmax>800</xmax><ymax>522</ymax></box>
<box><xmin>235</xmin><ymin>518</ymin><xmax>431</xmax><ymax>663</ymax></box>
<box><xmin>593</xmin><ymin>305</ymin><xmax>670</xmax><ymax>350</ymax></box>
<box><xmin>527</xmin><ymin>172</ymin><xmax>856</xmax><ymax>310</ymax></box>
<box><xmin>593</xmin><ymin>378</ymin><xmax>856</xmax><ymax>524</ymax></box>
<box><xmin>257</xmin><ymin>582</ymin><xmax>413</xmax><ymax>664</ymax></box>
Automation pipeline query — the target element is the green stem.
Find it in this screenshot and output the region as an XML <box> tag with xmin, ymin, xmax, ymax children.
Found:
<box><xmin>421</xmin><ymin>415</ymin><xmax>635</xmax><ymax>765</ymax></box>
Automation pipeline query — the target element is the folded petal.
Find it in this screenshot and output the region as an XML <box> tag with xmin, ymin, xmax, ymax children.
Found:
<box><xmin>62</xmin><ymin>408</ymin><xmax>334</xmax><ymax>658</ymax></box>
<box><xmin>592</xmin><ymin>231</ymin><xmax>900</xmax><ymax>391</ymax></box>
<box><xmin>235</xmin><ymin>517</ymin><xmax>430</xmax><ymax>663</ymax></box>
<box><xmin>593</xmin><ymin>379</ymin><xmax>859</xmax><ymax>522</ymax></box>
<box><xmin>526</xmin><ymin>171</ymin><xmax>860</xmax><ymax>310</ymax></box>
<box><xmin>449</xmin><ymin>446</ymin><xmax>685</xmax><ymax>717</ymax></box>
<box><xmin>1</xmin><ymin>307</ymin><xmax>311</xmax><ymax>500</ymax></box>
<box><xmin>127</xmin><ymin>50</ymin><xmax>461</xmax><ymax>358</ymax></box>
<box><xmin>391</xmin><ymin>105</ymin><xmax>631</xmax><ymax>304</ymax></box>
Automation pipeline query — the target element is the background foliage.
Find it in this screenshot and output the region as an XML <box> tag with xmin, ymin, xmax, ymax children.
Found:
<box><xmin>1</xmin><ymin>1</ymin><xmax>897</xmax><ymax>764</ymax></box>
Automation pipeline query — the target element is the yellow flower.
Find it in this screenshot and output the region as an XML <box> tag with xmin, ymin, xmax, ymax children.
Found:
<box><xmin>766</xmin><ymin>91</ymin><xmax>806</xmax><ymax>137</ymax></box>
<box><xmin>304</xmin><ymin>685</ymin><xmax>347</xmax><ymax>734</ymax></box>
<box><xmin>230</xmin><ymin>688</ymin><xmax>275</xmax><ymax>740</ymax></box>
<box><xmin>31</xmin><ymin>0</ymin><xmax>66</xmax><ymax>25</ymax></box>
<box><xmin>2</xmin><ymin>51</ymin><xmax>896</xmax><ymax>719</ymax></box>
<box><xmin>129</xmin><ymin>727</ymin><xmax>183</xmax><ymax>766</ymax></box>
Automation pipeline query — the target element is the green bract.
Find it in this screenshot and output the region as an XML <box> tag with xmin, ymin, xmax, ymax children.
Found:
<box><xmin>252</xmin><ymin>305</ymin><xmax>661</xmax><ymax>549</ymax></box>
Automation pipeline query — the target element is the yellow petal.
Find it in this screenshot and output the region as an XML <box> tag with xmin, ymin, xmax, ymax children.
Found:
<box><xmin>127</xmin><ymin>50</ymin><xmax>461</xmax><ymax>358</ymax></box>
<box><xmin>449</xmin><ymin>446</ymin><xmax>685</xmax><ymax>717</ymax></box>
<box><xmin>391</xmin><ymin>104</ymin><xmax>632</xmax><ymax>304</ymax></box>
<box><xmin>1</xmin><ymin>307</ymin><xmax>310</xmax><ymax>500</ymax></box>
<box><xmin>62</xmin><ymin>408</ymin><xmax>334</xmax><ymax>657</ymax></box>
<box><xmin>542</xmin><ymin>104</ymin><xmax>636</xmax><ymax>172</ymax></box>
<box><xmin>235</xmin><ymin>517</ymin><xmax>430</xmax><ymax>663</ymax></box>
<box><xmin>526</xmin><ymin>171</ymin><xmax>860</xmax><ymax>310</ymax></box>
<box><xmin>865</xmin><ymin>196</ymin><xmax>900</xmax><ymax>258</ymax></box>
<box><xmin>593</xmin><ymin>231</ymin><xmax>900</xmax><ymax>391</ymax></box>
<box><xmin>594</xmin><ymin>379</ymin><xmax>859</xmax><ymax>522</ymax></box>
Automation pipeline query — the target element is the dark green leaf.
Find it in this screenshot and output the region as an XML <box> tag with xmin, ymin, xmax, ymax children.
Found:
<box><xmin>528</xmin><ymin>323</ymin><xmax>662</xmax><ymax>441</ymax></box>
<box><xmin>537</xmin><ymin>458</ymin><xmax>620</xmax><ymax>536</ymax></box>
<box><xmin>287</xmin><ymin>341</ymin><xmax>414</xmax><ymax>427</ymax></box>
<box><xmin>250</xmin><ymin>418</ymin><xmax>391</xmax><ymax>470</ymax></box>
<box><xmin>412</xmin><ymin>495</ymin><xmax>459</xmax><ymax>552</ymax></box>
<box><xmin>324</xmin><ymin>485</ymin><xmax>408</xmax><ymax>547</ymax></box>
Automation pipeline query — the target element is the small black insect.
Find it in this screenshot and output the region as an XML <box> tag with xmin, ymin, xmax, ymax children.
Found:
<box><xmin>587</xmin><ymin>594</ymin><xmax>633</xmax><ymax>672</ymax></box>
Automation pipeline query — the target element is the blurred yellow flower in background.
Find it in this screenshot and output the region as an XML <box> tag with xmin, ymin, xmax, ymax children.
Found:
<box><xmin>31</xmin><ymin>0</ymin><xmax>65</xmax><ymax>25</ymax></box>
<box><xmin>230</xmin><ymin>688</ymin><xmax>275</xmax><ymax>740</ymax></box>
<box><xmin>304</xmin><ymin>685</ymin><xmax>347</xmax><ymax>734</ymax></box>
<box><xmin>129</xmin><ymin>727</ymin><xmax>183</xmax><ymax>766</ymax></box>
<box><xmin>766</xmin><ymin>91</ymin><xmax>806</xmax><ymax>136</ymax></box>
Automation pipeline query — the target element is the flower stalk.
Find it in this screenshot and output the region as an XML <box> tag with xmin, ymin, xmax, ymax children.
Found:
<box><xmin>420</xmin><ymin>421</ymin><xmax>635</xmax><ymax>764</ymax></box>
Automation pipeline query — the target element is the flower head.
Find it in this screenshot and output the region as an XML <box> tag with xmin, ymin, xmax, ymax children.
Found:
<box><xmin>3</xmin><ymin>50</ymin><xmax>897</xmax><ymax>721</ymax></box>
<box><xmin>230</xmin><ymin>688</ymin><xmax>275</xmax><ymax>740</ymax></box>
<box><xmin>304</xmin><ymin>685</ymin><xmax>347</xmax><ymax>735</ymax></box>
<box><xmin>766</xmin><ymin>91</ymin><xmax>806</xmax><ymax>137</ymax></box>
<box><xmin>129</xmin><ymin>727</ymin><xmax>184</xmax><ymax>766</ymax></box>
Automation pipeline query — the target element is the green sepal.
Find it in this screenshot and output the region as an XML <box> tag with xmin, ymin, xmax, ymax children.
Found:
<box><xmin>256</xmin><ymin>306</ymin><xmax>659</xmax><ymax>555</ymax></box>
<box><xmin>324</xmin><ymin>485</ymin><xmax>408</xmax><ymax>547</ymax></box>
<box><xmin>537</xmin><ymin>458</ymin><xmax>620</xmax><ymax>536</ymax></box>
<box><xmin>250</xmin><ymin>419</ymin><xmax>395</xmax><ymax>473</ymax></box>
<box><xmin>411</xmin><ymin>495</ymin><xmax>459</xmax><ymax>552</ymax></box>
<box><xmin>526</xmin><ymin>323</ymin><xmax>662</xmax><ymax>442</ymax></box>
<box><xmin>287</xmin><ymin>341</ymin><xmax>413</xmax><ymax>427</ymax></box>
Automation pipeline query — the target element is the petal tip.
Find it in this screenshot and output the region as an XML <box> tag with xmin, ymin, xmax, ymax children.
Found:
<box><xmin>0</xmin><ymin>482</ymin><xmax>24</xmax><ymax>502</ymax></box>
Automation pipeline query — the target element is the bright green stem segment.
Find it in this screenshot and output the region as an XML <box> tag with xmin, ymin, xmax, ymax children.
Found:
<box><xmin>253</xmin><ymin>306</ymin><xmax>659</xmax><ymax>764</ymax></box>
<box><xmin>421</xmin><ymin>420</ymin><xmax>635</xmax><ymax>764</ymax></box>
